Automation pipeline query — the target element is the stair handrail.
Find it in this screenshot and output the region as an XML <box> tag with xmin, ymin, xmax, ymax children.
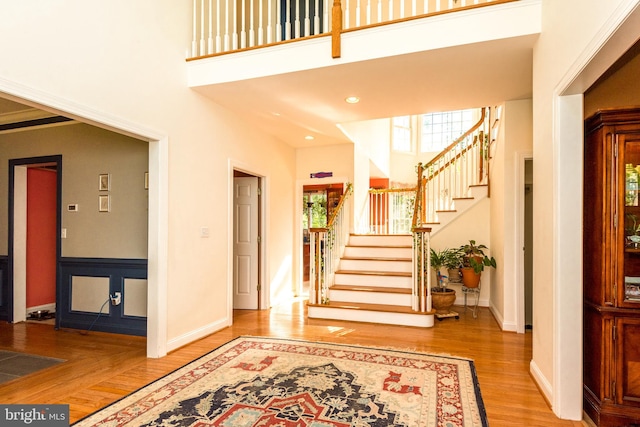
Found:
<box><xmin>419</xmin><ymin>107</ymin><xmax>491</xmax><ymax>224</ymax></box>
<box><xmin>309</xmin><ymin>183</ymin><xmax>353</xmax><ymax>305</ymax></box>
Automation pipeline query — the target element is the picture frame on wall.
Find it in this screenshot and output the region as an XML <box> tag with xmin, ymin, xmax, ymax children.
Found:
<box><xmin>98</xmin><ymin>195</ymin><xmax>110</xmax><ymax>212</ymax></box>
<box><xmin>99</xmin><ymin>173</ymin><xmax>111</xmax><ymax>191</ymax></box>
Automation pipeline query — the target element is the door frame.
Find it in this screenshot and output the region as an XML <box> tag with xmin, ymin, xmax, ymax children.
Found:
<box><xmin>515</xmin><ymin>151</ymin><xmax>532</xmax><ymax>334</ymax></box>
<box><xmin>228</xmin><ymin>160</ymin><xmax>267</xmax><ymax>317</ymax></box>
<box><xmin>7</xmin><ymin>155</ymin><xmax>62</xmax><ymax>325</ymax></box>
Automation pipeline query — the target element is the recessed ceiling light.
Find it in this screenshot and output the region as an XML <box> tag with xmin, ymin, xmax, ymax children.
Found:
<box><xmin>345</xmin><ymin>96</ymin><xmax>360</xmax><ymax>104</ymax></box>
<box><xmin>305</xmin><ymin>135</ymin><xmax>315</xmax><ymax>140</ymax></box>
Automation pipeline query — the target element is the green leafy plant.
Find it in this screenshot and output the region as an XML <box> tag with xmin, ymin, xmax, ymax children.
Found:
<box><xmin>460</xmin><ymin>240</ymin><xmax>497</xmax><ymax>274</ymax></box>
<box><xmin>442</xmin><ymin>247</ymin><xmax>464</xmax><ymax>270</ymax></box>
<box><xmin>430</xmin><ymin>248</ymin><xmax>449</xmax><ymax>289</ymax></box>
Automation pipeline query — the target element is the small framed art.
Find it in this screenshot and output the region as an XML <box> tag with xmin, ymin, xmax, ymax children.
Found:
<box><xmin>99</xmin><ymin>195</ymin><xmax>110</xmax><ymax>212</ymax></box>
<box><xmin>99</xmin><ymin>174</ymin><xmax>111</xmax><ymax>191</ymax></box>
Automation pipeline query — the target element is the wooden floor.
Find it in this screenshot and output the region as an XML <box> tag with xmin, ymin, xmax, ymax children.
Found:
<box><xmin>0</xmin><ymin>301</ymin><xmax>585</xmax><ymax>426</ymax></box>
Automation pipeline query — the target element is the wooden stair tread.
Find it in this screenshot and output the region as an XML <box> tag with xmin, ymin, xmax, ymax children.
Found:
<box><xmin>331</xmin><ymin>285</ymin><xmax>411</xmax><ymax>294</ymax></box>
<box><xmin>346</xmin><ymin>245</ymin><xmax>411</xmax><ymax>249</ymax></box>
<box><xmin>350</xmin><ymin>233</ymin><xmax>411</xmax><ymax>236</ymax></box>
<box><xmin>435</xmin><ymin>209</ymin><xmax>457</xmax><ymax>213</ymax></box>
<box><xmin>341</xmin><ymin>256</ymin><xmax>411</xmax><ymax>262</ymax></box>
<box><xmin>307</xmin><ymin>301</ymin><xmax>435</xmax><ymax>315</ymax></box>
<box><xmin>336</xmin><ymin>270</ymin><xmax>411</xmax><ymax>277</ymax></box>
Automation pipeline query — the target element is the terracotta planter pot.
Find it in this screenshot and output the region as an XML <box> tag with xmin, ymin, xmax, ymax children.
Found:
<box><xmin>431</xmin><ymin>288</ymin><xmax>456</xmax><ymax>314</ymax></box>
<box><xmin>461</xmin><ymin>267</ymin><xmax>481</xmax><ymax>288</ymax></box>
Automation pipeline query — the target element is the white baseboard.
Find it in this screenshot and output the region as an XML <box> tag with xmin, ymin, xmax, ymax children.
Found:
<box><xmin>489</xmin><ymin>301</ymin><xmax>517</xmax><ymax>332</ymax></box>
<box><xmin>166</xmin><ymin>317</ymin><xmax>231</xmax><ymax>353</ymax></box>
<box><xmin>530</xmin><ymin>359</ymin><xmax>553</xmax><ymax>404</ymax></box>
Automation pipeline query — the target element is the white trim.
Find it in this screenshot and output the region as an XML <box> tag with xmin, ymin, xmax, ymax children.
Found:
<box><xmin>166</xmin><ymin>317</ymin><xmax>230</xmax><ymax>353</ymax></box>
<box><xmin>228</xmin><ymin>159</ymin><xmax>270</xmax><ymax>313</ymax></box>
<box><xmin>0</xmin><ymin>77</ymin><xmax>169</xmax><ymax>359</ymax></box>
<box><xmin>530</xmin><ymin>359</ymin><xmax>553</xmax><ymax>404</ymax></box>
<box><xmin>515</xmin><ymin>151</ymin><xmax>533</xmax><ymax>334</ymax></box>
<box><xmin>489</xmin><ymin>300</ymin><xmax>517</xmax><ymax>332</ymax></box>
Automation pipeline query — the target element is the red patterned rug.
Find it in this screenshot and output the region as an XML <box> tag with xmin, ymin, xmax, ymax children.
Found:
<box><xmin>73</xmin><ymin>336</ymin><xmax>488</xmax><ymax>426</ymax></box>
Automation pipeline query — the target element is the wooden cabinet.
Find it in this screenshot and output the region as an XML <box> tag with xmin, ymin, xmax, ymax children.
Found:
<box><xmin>584</xmin><ymin>107</ymin><xmax>640</xmax><ymax>426</ymax></box>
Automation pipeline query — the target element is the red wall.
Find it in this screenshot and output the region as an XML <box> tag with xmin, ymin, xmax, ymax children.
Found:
<box><xmin>26</xmin><ymin>168</ymin><xmax>57</xmax><ymax>308</ymax></box>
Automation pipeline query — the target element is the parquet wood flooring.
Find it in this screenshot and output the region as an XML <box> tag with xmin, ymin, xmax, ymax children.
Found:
<box><xmin>0</xmin><ymin>300</ymin><xmax>586</xmax><ymax>426</ymax></box>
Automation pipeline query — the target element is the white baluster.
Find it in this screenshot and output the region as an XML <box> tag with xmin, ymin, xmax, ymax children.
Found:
<box><xmin>224</xmin><ymin>0</ymin><xmax>230</xmax><ymax>51</ymax></box>
<box><xmin>275</xmin><ymin>0</ymin><xmax>281</xmax><ymax>42</ymax></box>
<box><xmin>388</xmin><ymin>0</ymin><xmax>393</xmax><ymax>20</ymax></box>
<box><xmin>285</xmin><ymin>0</ymin><xmax>291</xmax><ymax>40</ymax></box>
<box><xmin>377</xmin><ymin>0</ymin><xmax>382</xmax><ymax>23</ymax></box>
<box><xmin>323</xmin><ymin>0</ymin><xmax>329</xmax><ymax>33</ymax></box>
<box><xmin>200</xmin><ymin>0</ymin><xmax>205</xmax><ymax>55</ymax></box>
<box><xmin>412</xmin><ymin>0</ymin><xmax>416</xmax><ymax>17</ymax></box>
<box><xmin>258</xmin><ymin>0</ymin><xmax>264</xmax><ymax>45</ymax></box>
<box><xmin>345</xmin><ymin>0</ymin><xmax>351</xmax><ymax>29</ymax></box>
<box><xmin>400</xmin><ymin>0</ymin><xmax>404</xmax><ymax>18</ymax></box>
<box><xmin>249</xmin><ymin>0</ymin><xmax>255</xmax><ymax>47</ymax></box>
<box><xmin>304</xmin><ymin>0</ymin><xmax>310</xmax><ymax>36</ymax></box>
<box><xmin>207</xmin><ymin>0</ymin><xmax>213</xmax><ymax>54</ymax></box>
<box><xmin>313</xmin><ymin>0</ymin><xmax>320</xmax><ymax>35</ymax></box>
<box><xmin>295</xmin><ymin>0</ymin><xmax>300</xmax><ymax>38</ymax></box>
<box><xmin>240</xmin><ymin>0</ymin><xmax>246</xmax><ymax>48</ymax></box>
<box><xmin>191</xmin><ymin>0</ymin><xmax>198</xmax><ymax>57</ymax></box>
<box><xmin>267</xmin><ymin>0</ymin><xmax>273</xmax><ymax>43</ymax></box>
<box><xmin>232</xmin><ymin>0</ymin><xmax>238</xmax><ymax>49</ymax></box>
<box><xmin>423</xmin><ymin>0</ymin><xmax>428</xmax><ymax>14</ymax></box>
<box><xmin>366</xmin><ymin>0</ymin><xmax>371</xmax><ymax>25</ymax></box>
<box><xmin>216</xmin><ymin>0</ymin><xmax>221</xmax><ymax>52</ymax></box>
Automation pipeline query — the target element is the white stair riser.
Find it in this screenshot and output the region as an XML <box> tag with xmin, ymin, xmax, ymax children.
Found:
<box><xmin>348</xmin><ymin>234</ymin><xmax>412</xmax><ymax>247</ymax></box>
<box><xmin>335</xmin><ymin>273</ymin><xmax>411</xmax><ymax>288</ymax></box>
<box><xmin>329</xmin><ymin>289</ymin><xmax>412</xmax><ymax>306</ymax></box>
<box><xmin>339</xmin><ymin>258</ymin><xmax>411</xmax><ymax>273</ymax></box>
<box><xmin>343</xmin><ymin>246</ymin><xmax>412</xmax><ymax>259</ymax></box>
<box><xmin>308</xmin><ymin>306</ymin><xmax>434</xmax><ymax>328</ymax></box>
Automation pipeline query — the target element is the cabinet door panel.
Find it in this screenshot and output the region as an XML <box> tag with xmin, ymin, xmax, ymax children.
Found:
<box><xmin>616</xmin><ymin>317</ymin><xmax>640</xmax><ymax>406</ymax></box>
<box><xmin>622</xmin><ymin>133</ymin><xmax>640</xmax><ymax>308</ymax></box>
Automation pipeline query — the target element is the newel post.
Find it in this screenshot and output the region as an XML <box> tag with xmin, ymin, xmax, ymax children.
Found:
<box><xmin>332</xmin><ymin>0</ymin><xmax>342</xmax><ymax>58</ymax></box>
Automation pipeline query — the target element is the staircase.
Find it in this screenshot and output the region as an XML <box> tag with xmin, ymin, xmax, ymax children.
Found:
<box><xmin>307</xmin><ymin>234</ymin><xmax>435</xmax><ymax>327</ymax></box>
<box><xmin>425</xmin><ymin>184</ymin><xmax>488</xmax><ymax>236</ymax></box>
<box><xmin>307</xmin><ymin>107</ymin><xmax>493</xmax><ymax>328</ymax></box>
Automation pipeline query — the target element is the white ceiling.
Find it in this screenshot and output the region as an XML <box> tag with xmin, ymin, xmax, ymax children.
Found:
<box><xmin>193</xmin><ymin>35</ymin><xmax>536</xmax><ymax>147</ymax></box>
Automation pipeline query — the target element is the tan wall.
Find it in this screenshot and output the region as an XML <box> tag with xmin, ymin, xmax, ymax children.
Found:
<box><xmin>0</xmin><ymin>123</ymin><xmax>148</xmax><ymax>259</ymax></box>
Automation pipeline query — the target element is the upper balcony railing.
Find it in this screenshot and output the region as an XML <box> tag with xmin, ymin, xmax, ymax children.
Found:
<box><xmin>188</xmin><ymin>0</ymin><xmax>516</xmax><ymax>59</ymax></box>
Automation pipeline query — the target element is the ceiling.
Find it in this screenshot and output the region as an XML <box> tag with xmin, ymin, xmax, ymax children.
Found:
<box><xmin>0</xmin><ymin>36</ymin><xmax>535</xmax><ymax>147</ymax></box>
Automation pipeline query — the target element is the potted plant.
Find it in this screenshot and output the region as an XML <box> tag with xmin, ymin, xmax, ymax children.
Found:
<box><xmin>442</xmin><ymin>247</ymin><xmax>464</xmax><ymax>284</ymax></box>
<box><xmin>430</xmin><ymin>248</ymin><xmax>456</xmax><ymax>314</ymax></box>
<box><xmin>459</xmin><ymin>240</ymin><xmax>496</xmax><ymax>288</ymax></box>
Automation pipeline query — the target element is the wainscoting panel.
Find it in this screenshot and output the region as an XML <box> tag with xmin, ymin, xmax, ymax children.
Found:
<box><xmin>59</xmin><ymin>258</ymin><xmax>147</xmax><ymax>336</ymax></box>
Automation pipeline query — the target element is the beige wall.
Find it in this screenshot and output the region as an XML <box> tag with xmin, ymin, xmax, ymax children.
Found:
<box><xmin>0</xmin><ymin>123</ymin><xmax>148</xmax><ymax>259</ymax></box>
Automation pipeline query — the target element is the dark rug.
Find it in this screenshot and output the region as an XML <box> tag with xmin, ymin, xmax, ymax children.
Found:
<box><xmin>0</xmin><ymin>350</ymin><xmax>65</xmax><ymax>385</ymax></box>
<box><xmin>73</xmin><ymin>336</ymin><xmax>488</xmax><ymax>426</ymax></box>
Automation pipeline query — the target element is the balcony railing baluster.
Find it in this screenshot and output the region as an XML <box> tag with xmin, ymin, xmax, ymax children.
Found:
<box><xmin>188</xmin><ymin>0</ymin><xmax>515</xmax><ymax>59</ymax></box>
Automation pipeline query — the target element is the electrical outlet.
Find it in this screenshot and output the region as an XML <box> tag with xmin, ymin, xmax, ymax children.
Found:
<box><xmin>110</xmin><ymin>292</ymin><xmax>122</xmax><ymax>306</ymax></box>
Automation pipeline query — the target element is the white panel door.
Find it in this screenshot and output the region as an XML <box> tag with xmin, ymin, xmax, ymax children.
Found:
<box><xmin>233</xmin><ymin>177</ymin><xmax>259</xmax><ymax>309</ymax></box>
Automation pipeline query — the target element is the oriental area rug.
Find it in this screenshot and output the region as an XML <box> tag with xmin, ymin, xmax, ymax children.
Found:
<box><xmin>73</xmin><ymin>336</ymin><xmax>488</xmax><ymax>427</ymax></box>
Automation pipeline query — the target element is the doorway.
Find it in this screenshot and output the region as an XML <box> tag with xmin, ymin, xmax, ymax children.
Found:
<box><xmin>232</xmin><ymin>170</ymin><xmax>263</xmax><ymax>310</ymax></box>
<box><xmin>8</xmin><ymin>155</ymin><xmax>62</xmax><ymax>325</ymax></box>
